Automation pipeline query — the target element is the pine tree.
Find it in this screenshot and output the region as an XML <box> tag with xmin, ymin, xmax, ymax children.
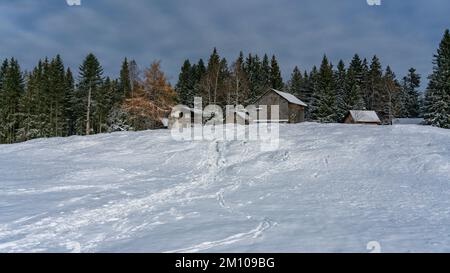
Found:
<box><xmin>48</xmin><ymin>55</ymin><xmax>67</xmax><ymax>137</ymax></box>
<box><xmin>314</xmin><ymin>56</ymin><xmax>337</xmax><ymax>122</ymax></box>
<box><xmin>92</xmin><ymin>77</ymin><xmax>113</xmax><ymax>133</ymax></box>
<box><xmin>175</xmin><ymin>59</ymin><xmax>195</xmax><ymax>106</ymax></box>
<box><xmin>129</xmin><ymin>59</ymin><xmax>141</xmax><ymax>99</ymax></box>
<box><xmin>306</xmin><ymin>66</ymin><xmax>319</xmax><ymax>120</ymax></box>
<box><xmin>119</xmin><ymin>58</ymin><xmax>132</xmax><ymax>100</ymax></box>
<box><xmin>270</xmin><ymin>55</ymin><xmax>283</xmax><ymax>90</ymax></box>
<box><xmin>16</xmin><ymin>65</ymin><xmax>43</xmax><ymax>142</ymax></box>
<box><xmin>335</xmin><ymin>60</ymin><xmax>348</xmax><ymax>122</ymax></box>
<box><xmin>76</xmin><ymin>53</ymin><xmax>104</xmax><ymax>135</ymax></box>
<box><xmin>0</xmin><ymin>59</ymin><xmax>8</xmax><ymax>142</ymax></box>
<box><xmin>244</xmin><ymin>54</ymin><xmax>262</xmax><ymax>102</ymax></box>
<box><xmin>261</xmin><ymin>54</ymin><xmax>271</xmax><ymax>90</ymax></box>
<box><xmin>64</xmin><ymin>68</ymin><xmax>76</xmax><ymax>136</ymax></box>
<box><xmin>0</xmin><ymin>58</ymin><xmax>24</xmax><ymax>143</ymax></box>
<box><xmin>383</xmin><ymin>66</ymin><xmax>402</xmax><ymax>124</ymax></box>
<box><xmin>424</xmin><ymin>29</ymin><xmax>450</xmax><ymax>128</ymax></box>
<box><xmin>361</xmin><ymin>58</ymin><xmax>370</xmax><ymax>108</ymax></box>
<box><xmin>288</xmin><ymin>66</ymin><xmax>303</xmax><ymax>98</ymax></box>
<box><xmin>346</xmin><ymin>54</ymin><xmax>366</xmax><ymax>110</ymax></box>
<box><xmin>402</xmin><ymin>68</ymin><xmax>421</xmax><ymax>118</ymax></box>
<box><xmin>367</xmin><ymin>55</ymin><xmax>384</xmax><ymax>112</ymax></box>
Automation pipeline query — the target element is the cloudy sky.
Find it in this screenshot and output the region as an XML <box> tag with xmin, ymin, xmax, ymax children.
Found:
<box><xmin>1</xmin><ymin>0</ymin><xmax>449</xmax><ymax>87</ymax></box>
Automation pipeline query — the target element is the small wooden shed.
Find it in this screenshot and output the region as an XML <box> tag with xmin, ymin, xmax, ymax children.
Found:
<box><xmin>254</xmin><ymin>88</ymin><xmax>307</xmax><ymax>123</ymax></box>
<box><xmin>344</xmin><ymin>110</ymin><xmax>381</xmax><ymax>125</ymax></box>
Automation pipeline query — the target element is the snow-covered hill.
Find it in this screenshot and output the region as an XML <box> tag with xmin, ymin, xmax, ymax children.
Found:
<box><xmin>1</xmin><ymin>123</ymin><xmax>450</xmax><ymax>253</ymax></box>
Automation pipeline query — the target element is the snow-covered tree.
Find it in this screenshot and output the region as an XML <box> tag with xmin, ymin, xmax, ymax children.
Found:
<box><xmin>424</xmin><ymin>29</ymin><xmax>450</xmax><ymax>128</ymax></box>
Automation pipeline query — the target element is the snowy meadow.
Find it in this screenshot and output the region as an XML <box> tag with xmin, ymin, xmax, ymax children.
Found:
<box><xmin>1</xmin><ymin>123</ymin><xmax>450</xmax><ymax>253</ymax></box>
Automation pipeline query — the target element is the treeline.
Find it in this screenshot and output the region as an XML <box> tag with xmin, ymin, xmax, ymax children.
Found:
<box><xmin>0</xmin><ymin>54</ymin><xmax>175</xmax><ymax>144</ymax></box>
<box><xmin>1</xmin><ymin>29</ymin><xmax>450</xmax><ymax>144</ymax></box>
<box><xmin>176</xmin><ymin>49</ymin><xmax>422</xmax><ymax>124</ymax></box>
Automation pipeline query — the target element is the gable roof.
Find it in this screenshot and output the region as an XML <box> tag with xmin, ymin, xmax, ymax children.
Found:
<box><xmin>347</xmin><ymin>110</ymin><xmax>381</xmax><ymax>123</ymax></box>
<box><xmin>270</xmin><ymin>89</ymin><xmax>308</xmax><ymax>107</ymax></box>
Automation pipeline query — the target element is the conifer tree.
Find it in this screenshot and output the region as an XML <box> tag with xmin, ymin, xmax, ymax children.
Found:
<box><xmin>0</xmin><ymin>58</ymin><xmax>24</xmax><ymax>143</ymax></box>
<box><xmin>367</xmin><ymin>55</ymin><xmax>384</xmax><ymax>112</ymax></box>
<box><xmin>176</xmin><ymin>59</ymin><xmax>195</xmax><ymax>106</ymax></box>
<box><xmin>335</xmin><ymin>60</ymin><xmax>348</xmax><ymax>122</ymax></box>
<box><xmin>229</xmin><ymin>52</ymin><xmax>249</xmax><ymax>105</ymax></box>
<box><xmin>288</xmin><ymin>66</ymin><xmax>303</xmax><ymax>98</ymax></box>
<box><xmin>402</xmin><ymin>68</ymin><xmax>421</xmax><ymax>118</ymax></box>
<box><xmin>76</xmin><ymin>53</ymin><xmax>104</xmax><ymax>135</ymax></box>
<box><xmin>48</xmin><ymin>55</ymin><xmax>67</xmax><ymax>137</ymax></box>
<box><xmin>119</xmin><ymin>58</ymin><xmax>132</xmax><ymax>101</ymax></box>
<box><xmin>0</xmin><ymin>59</ymin><xmax>8</xmax><ymax>142</ymax></box>
<box><xmin>383</xmin><ymin>66</ymin><xmax>402</xmax><ymax>123</ymax></box>
<box><xmin>346</xmin><ymin>54</ymin><xmax>366</xmax><ymax>110</ymax></box>
<box><xmin>16</xmin><ymin>65</ymin><xmax>44</xmax><ymax>142</ymax></box>
<box><xmin>244</xmin><ymin>54</ymin><xmax>262</xmax><ymax>102</ymax></box>
<box><xmin>64</xmin><ymin>68</ymin><xmax>76</xmax><ymax>136</ymax></box>
<box><xmin>306</xmin><ymin>66</ymin><xmax>320</xmax><ymax>120</ymax></box>
<box><xmin>270</xmin><ymin>55</ymin><xmax>283</xmax><ymax>90</ymax></box>
<box><xmin>314</xmin><ymin>56</ymin><xmax>337</xmax><ymax>122</ymax></box>
<box><xmin>424</xmin><ymin>29</ymin><xmax>450</xmax><ymax>128</ymax></box>
<box><xmin>261</xmin><ymin>54</ymin><xmax>271</xmax><ymax>90</ymax></box>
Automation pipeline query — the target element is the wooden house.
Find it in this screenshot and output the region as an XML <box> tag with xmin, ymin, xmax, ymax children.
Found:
<box><xmin>254</xmin><ymin>88</ymin><xmax>307</xmax><ymax>123</ymax></box>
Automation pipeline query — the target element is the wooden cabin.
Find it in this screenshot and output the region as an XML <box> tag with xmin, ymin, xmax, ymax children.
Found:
<box><xmin>344</xmin><ymin>110</ymin><xmax>381</xmax><ymax>125</ymax></box>
<box><xmin>254</xmin><ymin>88</ymin><xmax>307</xmax><ymax>123</ymax></box>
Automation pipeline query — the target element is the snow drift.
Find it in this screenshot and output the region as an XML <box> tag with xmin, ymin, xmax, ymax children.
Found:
<box><xmin>0</xmin><ymin>123</ymin><xmax>450</xmax><ymax>253</ymax></box>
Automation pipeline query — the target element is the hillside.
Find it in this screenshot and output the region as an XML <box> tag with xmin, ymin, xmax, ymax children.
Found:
<box><xmin>1</xmin><ymin>123</ymin><xmax>450</xmax><ymax>253</ymax></box>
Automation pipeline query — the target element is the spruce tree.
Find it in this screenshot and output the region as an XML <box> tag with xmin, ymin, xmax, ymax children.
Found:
<box><xmin>119</xmin><ymin>58</ymin><xmax>132</xmax><ymax>100</ymax></box>
<box><xmin>0</xmin><ymin>58</ymin><xmax>24</xmax><ymax>143</ymax></box>
<box><xmin>288</xmin><ymin>66</ymin><xmax>303</xmax><ymax>98</ymax></box>
<box><xmin>314</xmin><ymin>56</ymin><xmax>337</xmax><ymax>122</ymax></box>
<box><xmin>367</xmin><ymin>55</ymin><xmax>384</xmax><ymax>112</ymax></box>
<box><xmin>261</xmin><ymin>54</ymin><xmax>271</xmax><ymax>89</ymax></box>
<box><xmin>244</xmin><ymin>54</ymin><xmax>263</xmax><ymax>102</ymax></box>
<box><xmin>307</xmin><ymin>66</ymin><xmax>320</xmax><ymax>120</ymax></box>
<box><xmin>94</xmin><ymin>77</ymin><xmax>113</xmax><ymax>133</ymax></box>
<box><xmin>64</xmin><ymin>68</ymin><xmax>76</xmax><ymax>136</ymax></box>
<box><xmin>383</xmin><ymin>66</ymin><xmax>402</xmax><ymax>123</ymax></box>
<box><xmin>76</xmin><ymin>53</ymin><xmax>104</xmax><ymax>135</ymax></box>
<box><xmin>270</xmin><ymin>55</ymin><xmax>283</xmax><ymax>90</ymax></box>
<box><xmin>48</xmin><ymin>55</ymin><xmax>67</xmax><ymax>137</ymax></box>
<box><xmin>335</xmin><ymin>60</ymin><xmax>348</xmax><ymax>122</ymax></box>
<box><xmin>346</xmin><ymin>54</ymin><xmax>366</xmax><ymax>110</ymax></box>
<box><xmin>402</xmin><ymin>68</ymin><xmax>421</xmax><ymax>118</ymax></box>
<box><xmin>191</xmin><ymin>59</ymin><xmax>206</xmax><ymax>103</ymax></box>
<box><xmin>175</xmin><ymin>59</ymin><xmax>195</xmax><ymax>106</ymax></box>
<box><xmin>361</xmin><ymin>58</ymin><xmax>370</xmax><ymax>108</ymax></box>
<box><xmin>0</xmin><ymin>59</ymin><xmax>8</xmax><ymax>143</ymax></box>
<box><xmin>424</xmin><ymin>29</ymin><xmax>450</xmax><ymax>128</ymax></box>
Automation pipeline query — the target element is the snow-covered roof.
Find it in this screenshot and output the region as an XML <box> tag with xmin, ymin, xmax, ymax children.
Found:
<box><xmin>272</xmin><ymin>89</ymin><xmax>308</xmax><ymax>107</ymax></box>
<box><xmin>348</xmin><ymin>110</ymin><xmax>381</xmax><ymax>123</ymax></box>
<box><xmin>392</xmin><ymin>118</ymin><xmax>425</xmax><ymax>125</ymax></box>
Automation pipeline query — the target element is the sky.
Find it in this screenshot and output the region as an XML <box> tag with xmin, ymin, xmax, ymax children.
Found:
<box><xmin>0</xmin><ymin>0</ymin><xmax>449</xmax><ymax>88</ymax></box>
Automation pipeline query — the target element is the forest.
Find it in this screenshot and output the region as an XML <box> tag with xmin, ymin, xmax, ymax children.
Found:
<box><xmin>1</xmin><ymin>29</ymin><xmax>450</xmax><ymax>144</ymax></box>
